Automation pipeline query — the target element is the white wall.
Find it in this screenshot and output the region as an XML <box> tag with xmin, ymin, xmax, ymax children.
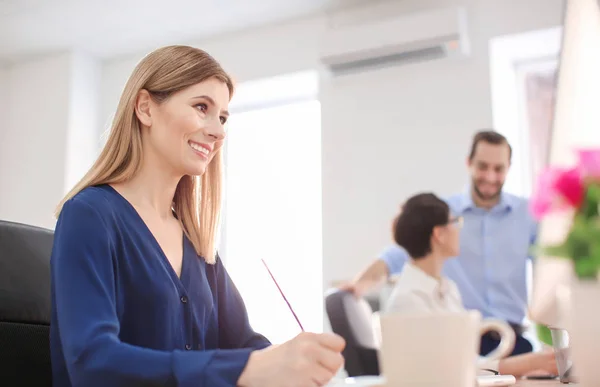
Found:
<box><xmin>0</xmin><ymin>67</ymin><xmax>7</xmax><ymax>207</ymax></box>
<box><xmin>100</xmin><ymin>15</ymin><xmax>326</xmax><ymax>129</ymax></box>
<box><xmin>65</xmin><ymin>53</ymin><xmax>102</xmax><ymax>192</ymax></box>
<box><xmin>0</xmin><ymin>53</ymin><xmax>100</xmax><ymax>229</ymax></box>
<box><xmin>0</xmin><ymin>54</ymin><xmax>71</xmax><ymax>229</ymax></box>
<box><xmin>0</xmin><ymin>66</ymin><xmax>7</xmax><ymax>148</ymax></box>
<box><xmin>98</xmin><ymin>0</ymin><xmax>564</xmax><ymax>295</ymax></box>
<box><xmin>322</xmin><ymin>0</ymin><xmax>564</xmax><ymax>288</ymax></box>
<box><xmin>320</xmin><ymin>58</ymin><xmax>486</xmax><ymax>286</ymax></box>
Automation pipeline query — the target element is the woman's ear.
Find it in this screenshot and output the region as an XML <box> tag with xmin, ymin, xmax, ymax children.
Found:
<box><xmin>431</xmin><ymin>226</ymin><xmax>441</xmax><ymax>242</ymax></box>
<box><xmin>431</xmin><ymin>226</ymin><xmax>443</xmax><ymax>244</ymax></box>
<box><xmin>135</xmin><ymin>89</ymin><xmax>153</xmax><ymax>127</ymax></box>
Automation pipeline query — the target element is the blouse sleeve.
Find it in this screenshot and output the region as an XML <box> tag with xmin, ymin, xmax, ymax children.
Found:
<box><xmin>52</xmin><ymin>197</ymin><xmax>257</xmax><ymax>387</ymax></box>
<box><xmin>213</xmin><ymin>255</ymin><xmax>272</xmax><ymax>350</ymax></box>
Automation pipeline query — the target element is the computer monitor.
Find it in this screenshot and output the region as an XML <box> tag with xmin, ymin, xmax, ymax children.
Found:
<box><xmin>529</xmin><ymin>0</ymin><xmax>600</xmax><ymax>328</ymax></box>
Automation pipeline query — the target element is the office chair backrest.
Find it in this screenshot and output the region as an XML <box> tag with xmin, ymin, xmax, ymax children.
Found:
<box><xmin>325</xmin><ymin>288</ymin><xmax>380</xmax><ymax>377</ymax></box>
<box><xmin>363</xmin><ymin>293</ymin><xmax>381</xmax><ymax>313</ymax></box>
<box><xmin>0</xmin><ymin>220</ymin><xmax>54</xmax><ymax>386</ymax></box>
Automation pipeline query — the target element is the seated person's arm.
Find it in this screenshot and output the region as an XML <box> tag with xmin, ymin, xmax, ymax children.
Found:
<box><xmin>340</xmin><ymin>245</ymin><xmax>409</xmax><ymax>296</ymax></box>
<box><xmin>496</xmin><ymin>351</ymin><xmax>558</xmax><ymax>377</ymax></box>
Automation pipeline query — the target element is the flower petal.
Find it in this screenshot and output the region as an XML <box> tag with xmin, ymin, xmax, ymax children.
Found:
<box><xmin>577</xmin><ymin>149</ymin><xmax>600</xmax><ymax>177</ymax></box>
<box><xmin>554</xmin><ymin>167</ymin><xmax>584</xmax><ymax>207</ymax></box>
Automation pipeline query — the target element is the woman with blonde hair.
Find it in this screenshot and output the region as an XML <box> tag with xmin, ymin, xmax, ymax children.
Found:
<box><xmin>50</xmin><ymin>45</ymin><xmax>344</xmax><ymax>387</ymax></box>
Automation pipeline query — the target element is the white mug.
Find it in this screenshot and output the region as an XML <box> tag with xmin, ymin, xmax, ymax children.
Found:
<box><xmin>376</xmin><ymin>311</ymin><xmax>515</xmax><ymax>386</ymax></box>
<box><xmin>478</xmin><ymin>317</ymin><xmax>516</xmax><ymax>362</ymax></box>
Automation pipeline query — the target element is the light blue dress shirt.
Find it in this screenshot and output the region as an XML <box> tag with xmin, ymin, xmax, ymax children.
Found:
<box><xmin>381</xmin><ymin>192</ymin><xmax>537</xmax><ymax>325</ymax></box>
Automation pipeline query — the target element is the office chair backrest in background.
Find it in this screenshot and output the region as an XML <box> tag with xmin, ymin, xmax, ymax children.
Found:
<box><xmin>0</xmin><ymin>220</ymin><xmax>54</xmax><ymax>386</ymax></box>
<box><xmin>325</xmin><ymin>288</ymin><xmax>380</xmax><ymax>377</ymax></box>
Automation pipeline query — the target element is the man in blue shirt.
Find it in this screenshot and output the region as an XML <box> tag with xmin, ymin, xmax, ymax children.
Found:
<box><xmin>343</xmin><ymin>130</ymin><xmax>537</xmax><ymax>356</ymax></box>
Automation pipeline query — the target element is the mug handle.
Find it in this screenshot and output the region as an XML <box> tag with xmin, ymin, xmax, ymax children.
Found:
<box><xmin>479</xmin><ymin>319</ymin><xmax>516</xmax><ymax>361</ymax></box>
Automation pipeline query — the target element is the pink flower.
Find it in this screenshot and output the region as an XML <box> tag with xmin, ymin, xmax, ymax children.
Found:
<box><xmin>530</xmin><ymin>167</ymin><xmax>584</xmax><ymax>220</ymax></box>
<box><xmin>577</xmin><ymin>149</ymin><xmax>600</xmax><ymax>177</ymax></box>
<box><xmin>530</xmin><ymin>169</ymin><xmax>557</xmax><ymax>220</ymax></box>
<box><xmin>554</xmin><ymin>168</ymin><xmax>584</xmax><ymax>206</ymax></box>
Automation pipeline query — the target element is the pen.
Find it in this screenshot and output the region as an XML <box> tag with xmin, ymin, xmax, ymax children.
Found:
<box><xmin>261</xmin><ymin>258</ymin><xmax>305</xmax><ymax>332</ymax></box>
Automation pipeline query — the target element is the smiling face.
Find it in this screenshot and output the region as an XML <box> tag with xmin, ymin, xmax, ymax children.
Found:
<box><xmin>135</xmin><ymin>76</ymin><xmax>230</xmax><ymax>177</ymax></box>
<box><xmin>468</xmin><ymin>141</ymin><xmax>511</xmax><ymax>203</ymax></box>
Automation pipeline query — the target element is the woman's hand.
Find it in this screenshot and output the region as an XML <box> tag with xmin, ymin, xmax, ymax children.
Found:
<box><xmin>527</xmin><ymin>350</ymin><xmax>559</xmax><ymax>376</ymax></box>
<box><xmin>498</xmin><ymin>349</ymin><xmax>558</xmax><ymax>377</ymax></box>
<box><xmin>238</xmin><ymin>332</ymin><xmax>346</xmax><ymax>387</ymax></box>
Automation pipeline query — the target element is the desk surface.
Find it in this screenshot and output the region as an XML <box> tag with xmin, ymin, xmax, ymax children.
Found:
<box><xmin>329</xmin><ymin>377</ymin><xmax>568</xmax><ymax>386</ymax></box>
<box><xmin>515</xmin><ymin>380</ymin><xmax>565</xmax><ymax>386</ymax></box>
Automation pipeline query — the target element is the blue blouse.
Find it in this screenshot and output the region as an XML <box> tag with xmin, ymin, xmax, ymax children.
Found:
<box><xmin>50</xmin><ymin>184</ymin><xmax>270</xmax><ymax>387</ymax></box>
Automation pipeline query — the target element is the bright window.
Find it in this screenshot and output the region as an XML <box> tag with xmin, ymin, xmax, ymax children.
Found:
<box><xmin>489</xmin><ymin>27</ymin><xmax>561</xmax><ymax>197</ymax></box>
<box><xmin>514</xmin><ymin>59</ymin><xmax>558</xmax><ymax>192</ymax></box>
<box><xmin>489</xmin><ymin>28</ymin><xmax>561</xmax><ymax>351</ymax></box>
<box><xmin>222</xmin><ymin>72</ymin><xmax>323</xmax><ymax>344</ymax></box>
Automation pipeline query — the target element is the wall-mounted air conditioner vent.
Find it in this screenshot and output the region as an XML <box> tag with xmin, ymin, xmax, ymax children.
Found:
<box><xmin>319</xmin><ymin>6</ymin><xmax>470</xmax><ymax>76</ymax></box>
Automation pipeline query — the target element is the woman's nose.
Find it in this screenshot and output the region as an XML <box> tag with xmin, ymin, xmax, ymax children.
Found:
<box><xmin>205</xmin><ymin>120</ymin><xmax>226</xmax><ymax>141</ymax></box>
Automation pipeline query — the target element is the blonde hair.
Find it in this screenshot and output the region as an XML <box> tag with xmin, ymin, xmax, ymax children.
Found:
<box><xmin>55</xmin><ymin>45</ymin><xmax>234</xmax><ymax>264</ymax></box>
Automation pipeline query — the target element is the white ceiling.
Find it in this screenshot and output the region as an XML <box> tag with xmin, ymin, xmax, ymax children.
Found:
<box><xmin>0</xmin><ymin>0</ymin><xmax>360</xmax><ymax>63</ymax></box>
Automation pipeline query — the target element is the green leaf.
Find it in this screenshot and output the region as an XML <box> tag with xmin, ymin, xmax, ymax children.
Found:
<box><xmin>587</xmin><ymin>183</ymin><xmax>600</xmax><ymax>201</ymax></box>
<box><xmin>531</xmin><ymin>243</ymin><xmax>571</xmax><ymax>259</ymax></box>
<box><xmin>581</xmin><ymin>184</ymin><xmax>600</xmax><ymax>219</ymax></box>
<box><xmin>590</xmin><ymin>241</ymin><xmax>600</xmax><ymax>262</ymax></box>
<box><xmin>574</xmin><ymin>258</ymin><xmax>599</xmax><ymax>279</ymax></box>
<box><xmin>533</xmin><ymin>182</ymin><xmax>600</xmax><ymax>279</ymax></box>
<box><xmin>565</xmin><ymin>215</ymin><xmax>594</xmax><ymax>260</ymax></box>
<box><xmin>537</xmin><ymin>324</ymin><xmax>553</xmax><ymax>346</ymax></box>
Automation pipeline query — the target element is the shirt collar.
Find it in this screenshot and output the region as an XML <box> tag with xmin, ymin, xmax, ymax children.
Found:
<box><xmin>403</xmin><ymin>263</ymin><xmax>451</xmax><ymax>299</ymax></box>
<box><xmin>455</xmin><ymin>188</ymin><xmax>514</xmax><ymax>214</ymax></box>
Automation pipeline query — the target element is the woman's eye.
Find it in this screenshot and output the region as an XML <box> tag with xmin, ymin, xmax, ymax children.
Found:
<box><xmin>195</xmin><ymin>103</ymin><xmax>208</xmax><ymax>112</ymax></box>
<box><xmin>220</xmin><ymin>116</ymin><xmax>227</xmax><ymax>125</ymax></box>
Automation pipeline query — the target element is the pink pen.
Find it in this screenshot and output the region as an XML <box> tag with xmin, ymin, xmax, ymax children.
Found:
<box><xmin>261</xmin><ymin>259</ymin><xmax>305</xmax><ymax>332</ymax></box>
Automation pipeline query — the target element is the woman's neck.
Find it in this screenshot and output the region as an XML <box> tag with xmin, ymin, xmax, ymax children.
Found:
<box><xmin>113</xmin><ymin>148</ymin><xmax>182</xmax><ymax>219</ymax></box>
<box><xmin>411</xmin><ymin>253</ymin><xmax>445</xmax><ymax>281</ymax></box>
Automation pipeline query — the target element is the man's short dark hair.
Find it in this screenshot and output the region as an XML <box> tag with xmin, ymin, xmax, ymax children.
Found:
<box><xmin>468</xmin><ymin>130</ymin><xmax>512</xmax><ymax>161</ymax></box>
<box><xmin>393</xmin><ymin>193</ymin><xmax>450</xmax><ymax>259</ymax></box>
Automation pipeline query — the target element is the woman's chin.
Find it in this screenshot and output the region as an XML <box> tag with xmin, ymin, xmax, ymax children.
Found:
<box><xmin>183</xmin><ymin>165</ymin><xmax>207</xmax><ymax>177</ymax></box>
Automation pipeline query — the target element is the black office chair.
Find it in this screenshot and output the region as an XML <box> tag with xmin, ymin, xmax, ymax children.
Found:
<box><xmin>0</xmin><ymin>220</ymin><xmax>54</xmax><ymax>386</ymax></box>
<box><xmin>325</xmin><ymin>288</ymin><xmax>380</xmax><ymax>377</ymax></box>
<box><xmin>363</xmin><ymin>293</ymin><xmax>381</xmax><ymax>313</ymax></box>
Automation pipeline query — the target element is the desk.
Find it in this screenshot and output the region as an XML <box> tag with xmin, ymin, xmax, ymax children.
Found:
<box><xmin>328</xmin><ymin>377</ymin><xmax>567</xmax><ymax>386</ymax></box>
<box><xmin>515</xmin><ymin>380</ymin><xmax>565</xmax><ymax>386</ymax></box>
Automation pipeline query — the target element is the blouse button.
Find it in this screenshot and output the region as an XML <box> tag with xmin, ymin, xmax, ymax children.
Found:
<box><xmin>185</xmin><ymin>344</ymin><xmax>192</xmax><ymax>350</ymax></box>
<box><xmin>180</xmin><ymin>295</ymin><xmax>188</xmax><ymax>304</ymax></box>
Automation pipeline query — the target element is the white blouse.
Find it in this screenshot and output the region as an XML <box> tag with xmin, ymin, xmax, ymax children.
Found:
<box><xmin>384</xmin><ymin>263</ymin><xmax>500</xmax><ymax>373</ymax></box>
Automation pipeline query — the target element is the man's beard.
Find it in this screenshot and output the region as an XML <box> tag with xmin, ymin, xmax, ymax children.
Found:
<box><xmin>472</xmin><ymin>180</ymin><xmax>503</xmax><ymax>201</ymax></box>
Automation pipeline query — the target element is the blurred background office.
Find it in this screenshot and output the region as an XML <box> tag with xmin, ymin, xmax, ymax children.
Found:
<box><xmin>0</xmin><ymin>0</ymin><xmax>564</xmax><ymax>345</ymax></box>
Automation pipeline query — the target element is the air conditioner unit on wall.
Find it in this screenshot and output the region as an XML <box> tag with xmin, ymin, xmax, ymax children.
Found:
<box><xmin>319</xmin><ymin>6</ymin><xmax>470</xmax><ymax>76</ymax></box>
